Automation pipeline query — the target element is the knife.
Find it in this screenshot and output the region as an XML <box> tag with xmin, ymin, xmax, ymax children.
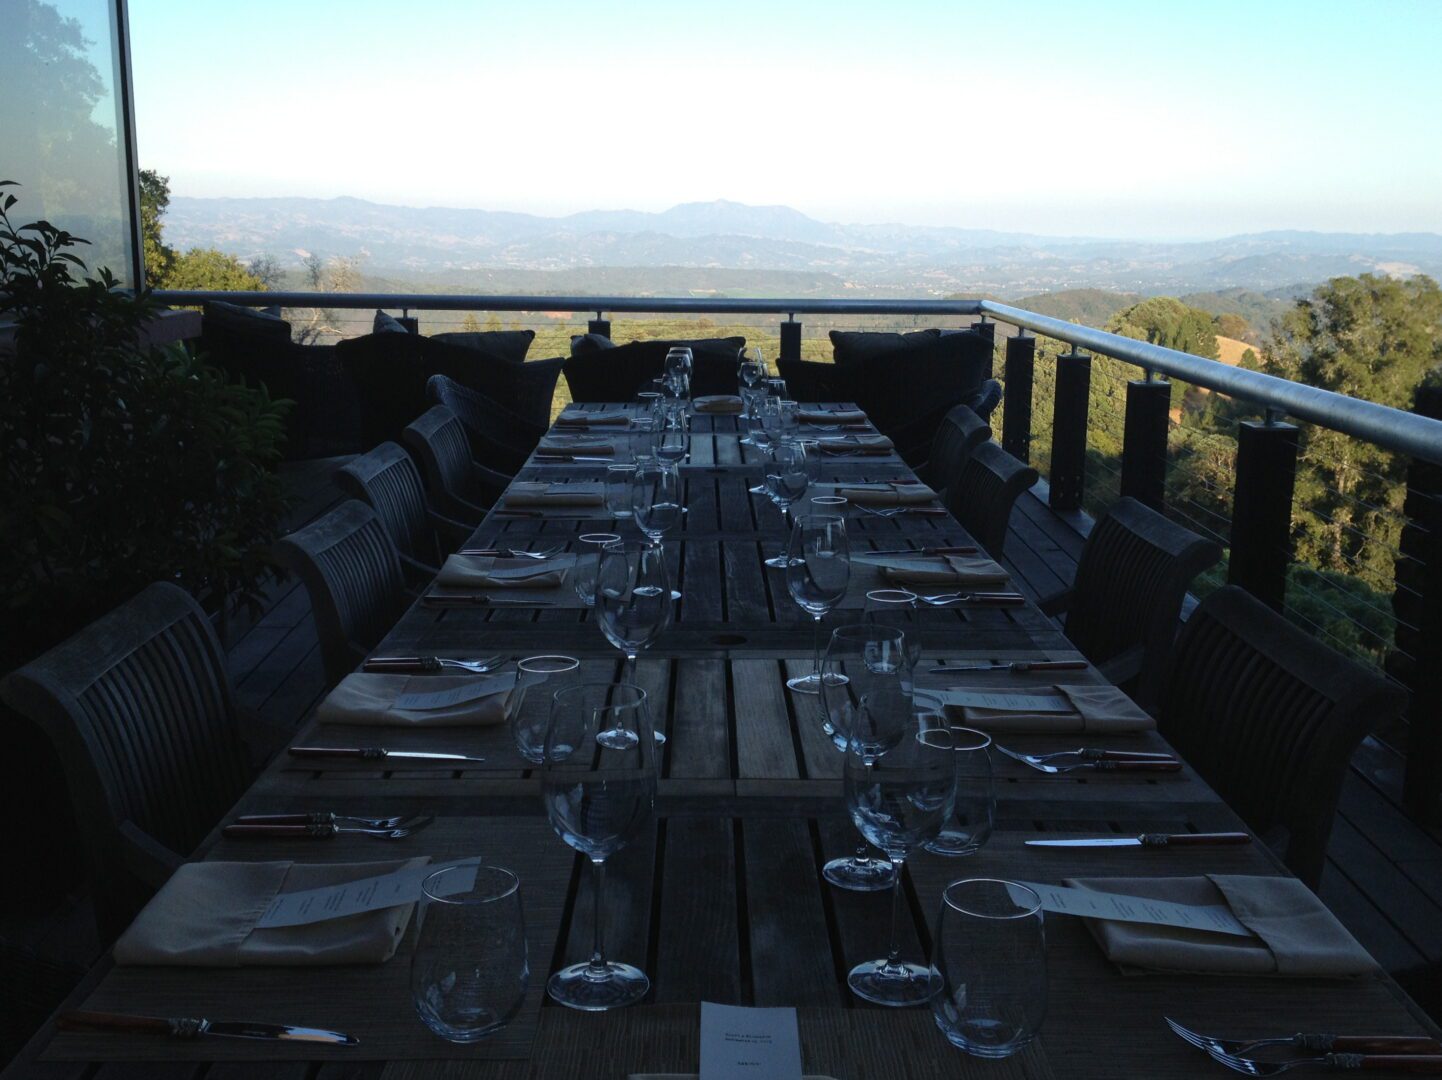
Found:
<box><xmin>57</xmin><ymin>1011</ymin><xmax>357</xmax><ymax>1045</ymax></box>
<box><xmin>422</xmin><ymin>594</ymin><xmax>555</xmax><ymax>607</ymax></box>
<box><xmin>929</xmin><ymin>660</ymin><xmax>1089</xmax><ymax>673</ymax></box>
<box><xmin>288</xmin><ymin>746</ymin><xmax>487</xmax><ymax>764</ymax></box>
<box><xmin>1025</xmin><ymin>832</ymin><xmax>1252</xmax><ymax>848</ymax></box>
<box><xmin>864</xmin><ymin>545</ymin><xmax>980</xmax><ymax>557</ymax></box>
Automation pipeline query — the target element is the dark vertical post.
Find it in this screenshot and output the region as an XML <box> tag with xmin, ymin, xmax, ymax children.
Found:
<box><xmin>1227</xmin><ymin>416</ymin><xmax>1298</xmax><ymax>611</ymax></box>
<box><xmin>587</xmin><ymin>311</ymin><xmax>611</xmax><ymax>339</ymax></box>
<box><xmin>1002</xmin><ymin>332</ymin><xmax>1034</xmax><ymax>464</ymax></box>
<box><xmin>398</xmin><ymin>310</ymin><xmax>419</xmax><ymax>335</ymax></box>
<box><xmin>1120</xmin><ymin>374</ymin><xmax>1171</xmax><ymax>510</ymax></box>
<box><xmin>779</xmin><ymin>315</ymin><xmax>801</xmax><ymax>361</ymax></box>
<box><xmin>1049</xmin><ymin>347</ymin><xmax>1092</xmax><ymax>511</ymax></box>
<box><xmin>972</xmin><ymin>318</ymin><xmax>996</xmax><ymax>377</ymax></box>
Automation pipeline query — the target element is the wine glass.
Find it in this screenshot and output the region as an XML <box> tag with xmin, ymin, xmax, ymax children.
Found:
<box><xmin>817</xmin><ymin>624</ymin><xmax>909</xmax><ymax>892</ymax></box>
<box><xmin>740</xmin><ymin>350</ymin><xmax>765</xmax><ymax>392</ymax></box>
<box><xmin>785</xmin><ymin>510</ymin><xmax>851</xmax><ymax>693</ymax></box>
<box><xmin>844</xmin><ymin>712</ymin><xmax>955</xmax><ymax>1006</ymax></box>
<box><xmin>630</xmin><ymin>459</ymin><xmax>682</xmax><ymax>545</ymax></box>
<box><xmin>762</xmin><ymin>439</ymin><xmax>809</xmax><ymax>568</ymax></box>
<box><xmin>925</xmin><ymin>724</ymin><xmax>995</xmax><ymax>857</ymax></box>
<box><xmin>542</xmin><ymin>682</ymin><xmax>657</xmax><ymax>1010</ymax></box>
<box><xmin>596</xmin><ymin>541</ymin><xmax>672</xmax><ymax>674</ymax></box>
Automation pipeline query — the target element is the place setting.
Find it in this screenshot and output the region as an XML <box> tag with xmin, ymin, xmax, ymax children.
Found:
<box><xmin>422</xmin><ymin>544</ymin><xmax>582</xmax><ymax>606</ymax></box>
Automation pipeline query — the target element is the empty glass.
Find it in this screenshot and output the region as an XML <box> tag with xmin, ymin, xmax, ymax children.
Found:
<box><xmin>665</xmin><ymin>346</ymin><xmax>693</xmax><ymax>400</ymax></box>
<box><xmin>753</xmin><ymin>396</ymin><xmax>781</xmax><ymax>452</ymax></box>
<box><xmin>628</xmin><ymin>417</ymin><xmax>655</xmax><ymax>462</ymax></box>
<box><xmin>845</xmin><ymin>715</ymin><xmax>955</xmax><ymax>1006</ymax></box>
<box><xmin>654</xmin><ymin>408</ymin><xmax>689</xmax><ymax>465</ymax></box>
<box><xmin>411</xmin><ymin>865</ymin><xmax>528</xmax><ymax>1042</ymax></box>
<box><xmin>573</xmin><ymin>532</ymin><xmax>622</xmax><ymax>607</ymax></box>
<box><xmin>925</xmin><ymin>725</ymin><xmax>995</xmax><ymax>857</ymax></box>
<box><xmin>785</xmin><ymin>510</ymin><xmax>851</xmax><ymax>693</ymax></box>
<box><xmin>631</xmin><ymin>459</ymin><xmax>683</xmax><ymax>544</ymax></box>
<box><xmin>636</xmin><ymin>390</ymin><xmax>663</xmax><ymax>425</ymax></box>
<box><xmin>542</xmin><ymin>683</ymin><xmax>657</xmax><ymax>1010</ymax></box>
<box><xmin>509</xmin><ymin>654</ymin><xmax>580</xmax><ymax>764</ymax></box>
<box><xmin>931</xmin><ymin>879</ymin><xmax>1046</xmax><ymax>1057</ymax></box>
<box><xmin>596</xmin><ymin>540</ymin><xmax>673</xmax><ymax>677</ymax></box>
<box><xmin>762</xmin><ymin>439</ymin><xmax>809</xmax><ymax>568</ymax></box>
<box><xmin>605</xmin><ymin>463</ymin><xmax>636</xmax><ymax>519</ymax></box>
<box><xmin>862</xmin><ymin>589</ymin><xmax>924</xmax><ymax>683</ymax></box>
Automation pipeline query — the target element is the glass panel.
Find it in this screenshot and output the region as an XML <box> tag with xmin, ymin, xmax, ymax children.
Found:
<box><xmin>0</xmin><ymin>0</ymin><xmax>136</xmax><ymax>287</ymax></box>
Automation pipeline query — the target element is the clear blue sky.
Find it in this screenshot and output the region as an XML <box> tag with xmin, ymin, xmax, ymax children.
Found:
<box><xmin>129</xmin><ymin>0</ymin><xmax>1442</xmax><ymax>239</ymax></box>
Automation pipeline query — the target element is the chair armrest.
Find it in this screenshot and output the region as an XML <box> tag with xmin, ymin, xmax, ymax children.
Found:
<box><xmin>1037</xmin><ymin>588</ymin><xmax>1073</xmax><ymax>617</ymax></box>
<box><xmin>1097</xmin><ymin>643</ymin><xmax>1145</xmax><ymax>687</ymax></box>
<box><xmin>117</xmin><ymin>820</ymin><xmax>183</xmax><ymax>890</ymax></box>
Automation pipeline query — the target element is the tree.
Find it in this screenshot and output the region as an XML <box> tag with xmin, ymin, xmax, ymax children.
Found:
<box><xmin>245</xmin><ymin>253</ymin><xmax>285</xmax><ymax>290</ymax></box>
<box><xmin>291</xmin><ymin>253</ymin><xmax>362</xmax><ymax>344</ymax></box>
<box><xmin>1107</xmin><ymin>297</ymin><xmax>1219</xmax><ymax>360</ymax></box>
<box><xmin>166</xmin><ymin>247</ymin><xmax>266</xmax><ymax>291</ymax></box>
<box><xmin>1216</xmin><ymin>312</ymin><xmax>1250</xmax><ymax>341</ymax></box>
<box><xmin>138</xmin><ymin>168</ymin><xmax>174</xmax><ymax>287</ymax></box>
<box><xmin>137</xmin><ymin>168</ymin><xmax>270</xmax><ymax>292</ymax></box>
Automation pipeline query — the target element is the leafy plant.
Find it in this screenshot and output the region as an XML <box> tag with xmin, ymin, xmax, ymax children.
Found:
<box><xmin>0</xmin><ymin>181</ymin><xmax>292</xmax><ymax>668</ymax></box>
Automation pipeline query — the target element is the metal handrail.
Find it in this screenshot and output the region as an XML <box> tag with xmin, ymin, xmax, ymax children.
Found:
<box><xmin>156</xmin><ymin>289</ymin><xmax>1442</xmax><ymax>466</ymax></box>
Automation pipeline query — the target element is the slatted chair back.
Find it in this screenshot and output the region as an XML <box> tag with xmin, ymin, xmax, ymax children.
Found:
<box><xmin>1063</xmin><ymin>497</ymin><xmax>1222</xmax><ymax>704</ymax></box>
<box><xmin>0</xmin><ymin>583</ymin><xmax>250</xmax><ymax>932</ymax></box>
<box><xmin>403</xmin><ymin>405</ymin><xmax>488</xmax><ymax>524</ymax></box>
<box><xmin>426</xmin><ymin>373</ymin><xmax>539</xmax><ymax>474</ymax></box>
<box><xmin>944</xmin><ymin>441</ymin><xmax>1039</xmax><ymax>558</ymax></box>
<box><xmin>1158</xmin><ymin>585</ymin><xmax>1405</xmax><ymax>887</ymax></box>
<box><xmin>334</xmin><ymin>442</ymin><xmax>440</xmax><ymax>573</ymax></box>
<box><xmin>273</xmin><ymin>500</ymin><xmax>408</xmax><ymax>686</ymax></box>
<box><xmin>925</xmin><ymin>403</ymin><xmax>991</xmax><ymax>489</ymax></box>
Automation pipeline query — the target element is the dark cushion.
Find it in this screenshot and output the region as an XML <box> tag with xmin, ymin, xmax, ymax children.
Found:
<box><xmin>856</xmin><ymin>330</ymin><xmax>991</xmax><ymax>438</ymax></box>
<box><xmin>829</xmin><ymin>328</ymin><xmax>941</xmax><ymax>367</ymax></box>
<box><xmin>563</xmin><ymin>336</ymin><xmax>746</xmax><ymax>401</ymax></box>
<box><xmin>569</xmin><ymin>333</ymin><xmax>617</xmax><ymax>355</ymax></box>
<box><xmin>431</xmin><ymin>329</ymin><xmax>536</xmax><ymax>363</ymax></box>
<box><xmin>776</xmin><ymin>358</ymin><xmax>862</xmax><ymax>403</ymax></box>
<box><xmin>373</xmin><ymin>310</ymin><xmax>410</xmax><ymax>334</ymax></box>
<box><xmin>202</xmin><ymin>300</ymin><xmax>292</xmax><ymax>344</ymax></box>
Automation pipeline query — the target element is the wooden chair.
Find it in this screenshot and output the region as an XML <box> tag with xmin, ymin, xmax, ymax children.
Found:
<box><xmin>1040</xmin><ymin>497</ymin><xmax>1222</xmax><ymax>706</ymax></box>
<box><xmin>1157</xmin><ymin>585</ymin><xmax>1405</xmax><ymax>887</ymax></box>
<box><xmin>0</xmin><ymin>583</ymin><xmax>268</xmax><ymax>938</ymax></box>
<box><xmin>402</xmin><ymin>406</ymin><xmax>510</xmax><ymax>525</ymax></box>
<box><xmin>923</xmin><ymin>403</ymin><xmax>992</xmax><ymax>490</ymax></box>
<box><xmin>333</xmin><ymin>442</ymin><xmax>471</xmax><ymax>585</ymax></box>
<box><xmin>943</xmin><ymin>441</ymin><xmax>1039</xmax><ymax>558</ymax></box>
<box><xmin>426</xmin><ymin>373</ymin><xmax>542</xmax><ymax>475</ymax></box>
<box><xmin>273</xmin><ymin>500</ymin><xmax>410</xmax><ymax>687</ymax></box>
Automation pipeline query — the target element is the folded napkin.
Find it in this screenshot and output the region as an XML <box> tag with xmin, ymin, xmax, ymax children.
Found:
<box><xmin>931</xmin><ymin>683</ymin><xmax>1155</xmax><ymax>734</ymax></box>
<box><xmin>694</xmin><ymin>394</ymin><xmax>744</xmax><ymax>414</ymax></box>
<box><xmin>879</xmin><ymin>553</ymin><xmax>1008</xmax><ymax>586</ymax></box>
<box><xmin>834</xmin><ymin>482</ymin><xmax>938</xmax><ymax>508</ymax></box>
<box><xmin>537</xmin><ymin>436</ymin><xmax>615</xmax><ymax>456</ymax></box>
<box><xmin>555</xmin><ymin>410</ymin><xmax>631</xmax><ymax>427</ymax></box>
<box><xmin>318</xmin><ymin>671</ymin><xmax>521</xmax><ymax>727</ymax></box>
<box><xmin>818</xmin><ymin>434</ymin><xmax>894</xmax><ymax>455</ymax></box>
<box><xmin>1065</xmin><ymin>875</ymin><xmax>1377</xmax><ymax>977</ymax></box>
<box><xmin>436</xmin><ymin>553</ymin><xmax>573</xmax><ymax>588</ymax></box>
<box><xmin>798</xmin><ymin>408</ymin><xmax>867</xmax><ymax>424</ymax></box>
<box><xmin>503</xmin><ymin>482</ymin><xmax>604</xmax><ymax>508</ymax></box>
<box><xmin>114</xmin><ymin>858</ymin><xmax>428</xmax><ymax>966</ymax></box>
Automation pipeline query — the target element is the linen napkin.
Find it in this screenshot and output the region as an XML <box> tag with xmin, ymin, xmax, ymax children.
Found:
<box><xmin>798</xmin><ymin>408</ymin><xmax>867</xmax><ymax>424</ymax></box>
<box><xmin>878</xmin><ymin>553</ymin><xmax>1008</xmax><ymax>586</ymax></box>
<box><xmin>834</xmin><ymin>482</ymin><xmax>938</xmax><ymax>507</ymax></box>
<box><xmin>928</xmin><ymin>683</ymin><xmax>1156</xmax><ymax>734</ymax></box>
<box><xmin>694</xmin><ymin>394</ymin><xmax>744</xmax><ymax>414</ymax></box>
<box><xmin>114</xmin><ymin>858</ymin><xmax>428</xmax><ymax>966</ymax></box>
<box><xmin>536</xmin><ymin>436</ymin><xmax>615</xmax><ymax>456</ymax></box>
<box><xmin>555</xmin><ymin>410</ymin><xmax>631</xmax><ymax>427</ymax></box>
<box><xmin>1064</xmin><ymin>875</ymin><xmax>1377</xmax><ymax>977</ymax></box>
<box><xmin>817</xmin><ymin>434</ymin><xmax>894</xmax><ymax>455</ymax></box>
<box><xmin>503</xmin><ymin>482</ymin><xmax>605</xmax><ymax>508</ymax></box>
<box><xmin>317</xmin><ymin>671</ymin><xmax>520</xmax><ymax>727</ymax></box>
<box><xmin>436</xmin><ymin>553</ymin><xmax>572</xmax><ymax>588</ymax></box>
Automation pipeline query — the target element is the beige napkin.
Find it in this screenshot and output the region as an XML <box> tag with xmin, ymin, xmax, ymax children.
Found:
<box><xmin>938</xmin><ymin>683</ymin><xmax>1155</xmax><ymax>734</ymax></box>
<box><xmin>1065</xmin><ymin>875</ymin><xmax>1377</xmax><ymax>977</ymax></box>
<box><xmin>504</xmin><ymin>482</ymin><xmax>605</xmax><ymax>508</ymax></box>
<box><xmin>879</xmin><ymin>553</ymin><xmax>1008</xmax><ymax>586</ymax></box>
<box><xmin>537</xmin><ymin>436</ymin><xmax>615</xmax><ymax>455</ymax></box>
<box><xmin>632</xmin><ymin>1076</ymin><xmax>837</xmax><ymax>1079</ymax></box>
<box><xmin>436</xmin><ymin>553</ymin><xmax>572</xmax><ymax>588</ymax></box>
<box><xmin>317</xmin><ymin>672</ymin><xmax>519</xmax><ymax>727</ymax></box>
<box><xmin>835</xmin><ymin>482</ymin><xmax>938</xmax><ymax>507</ymax></box>
<box><xmin>818</xmin><ymin>434</ymin><xmax>893</xmax><ymax>455</ymax></box>
<box><xmin>555</xmin><ymin>410</ymin><xmax>631</xmax><ymax>426</ymax></box>
<box><xmin>798</xmin><ymin>408</ymin><xmax>866</xmax><ymax>424</ymax></box>
<box><xmin>114</xmin><ymin>858</ymin><xmax>428</xmax><ymax>966</ymax></box>
<box><xmin>694</xmin><ymin>394</ymin><xmax>744</xmax><ymax>414</ymax></box>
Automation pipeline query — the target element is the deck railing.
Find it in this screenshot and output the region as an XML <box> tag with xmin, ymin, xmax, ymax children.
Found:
<box><xmin>157</xmin><ymin>288</ymin><xmax>1442</xmax><ymax>821</ymax></box>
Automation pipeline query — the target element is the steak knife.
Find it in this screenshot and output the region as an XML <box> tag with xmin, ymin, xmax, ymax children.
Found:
<box><xmin>288</xmin><ymin>746</ymin><xmax>487</xmax><ymax>764</ymax></box>
<box><xmin>929</xmin><ymin>660</ymin><xmax>1089</xmax><ymax>673</ymax></box>
<box><xmin>58</xmin><ymin>1011</ymin><xmax>357</xmax><ymax>1045</ymax></box>
<box><xmin>1025</xmin><ymin>832</ymin><xmax>1252</xmax><ymax>848</ymax></box>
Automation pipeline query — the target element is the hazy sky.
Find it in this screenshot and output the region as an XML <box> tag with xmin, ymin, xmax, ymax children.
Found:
<box><xmin>129</xmin><ymin>0</ymin><xmax>1442</xmax><ymax>239</ymax></box>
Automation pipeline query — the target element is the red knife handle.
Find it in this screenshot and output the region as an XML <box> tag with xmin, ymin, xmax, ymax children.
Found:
<box><xmin>1328</xmin><ymin>1037</ymin><xmax>1442</xmax><ymax>1053</ymax></box>
<box><xmin>363</xmin><ymin>657</ymin><xmax>439</xmax><ymax>673</ymax></box>
<box><xmin>1139</xmin><ymin>832</ymin><xmax>1251</xmax><ymax>846</ymax></box>
<box><xmin>58</xmin><ymin>1012</ymin><xmax>183</xmax><ymax>1036</ymax></box>
<box><xmin>1084</xmin><ymin>749</ymin><xmax>1178</xmax><ymax>761</ymax></box>
<box><xmin>926</xmin><ymin>546</ymin><xmax>980</xmax><ymax>555</ymax></box>
<box><xmin>1346</xmin><ymin>1056</ymin><xmax>1442</xmax><ymax>1073</ymax></box>
<box><xmin>971</xmin><ymin>594</ymin><xmax>1026</xmax><ymax>606</ymax></box>
<box><xmin>1095</xmin><ymin>759</ymin><xmax>1182</xmax><ymax>772</ymax></box>
<box><xmin>233</xmin><ymin>813</ymin><xmax>331</xmax><ymax>826</ymax></box>
<box><xmin>223</xmin><ymin>824</ymin><xmax>336</xmax><ymax>839</ymax></box>
<box><xmin>288</xmin><ymin>746</ymin><xmax>385</xmax><ymax>759</ymax></box>
<box><xmin>1015</xmin><ymin>660</ymin><xmax>1089</xmax><ymax>671</ymax></box>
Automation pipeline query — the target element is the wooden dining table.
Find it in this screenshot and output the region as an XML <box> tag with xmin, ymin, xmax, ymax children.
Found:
<box><xmin>9</xmin><ymin>402</ymin><xmax>1440</xmax><ymax>1080</ymax></box>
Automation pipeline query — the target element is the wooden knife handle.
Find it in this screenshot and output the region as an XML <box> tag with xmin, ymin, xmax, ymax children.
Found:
<box><xmin>288</xmin><ymin>746</ymin><xmax>384</xmax><ymax>759</ymax></box>
<box><xmin>971</xmin><ymin>594</ymin><xmax>1026</xmax><ymax>606</ymax></box>
<box><xmin>1140</xmin><ymin>831</ymin><xmax>1251</xmax><ymax>846</ymax></box>
<box><xmin>223</xmin><ymin>824</ymin><xmax>335</xmax><ymax>839</ymax></box>
<box><xmin>1087</xmin><ymin>749</ymin><xmax>1179</xmax><ymax>761</ymax></box>
<box><xmin>1017</xmin><ymin>660</ymin><xmax>1089</xmax><ymax>671</ymax></box>
<box><xmin>58</xmin><ymin>1012</ymin><xmax>177</xmax><ymax>1036</ymax></box>
<box><xmin>363</xmin><ymin>657</ymin><xmax>439</xmax><ymax>673</ymax></box>
<box><xmin>233</xmin><ymin>813</ymin><xmax>329</xmax><ymax>826</ymax></box>
<box><xmin>1349</xmin><ymin>1055</ymin><xmax>1442</xmax><ymax>1073</ymax></box>
<box><xmin>1330</xmin><ymin>1037</ymin><xmax>1442</xmax><ymax>1053</ymax></box>
<box><xmin>926</xmin><ymin>546</ymin><xmax>980</xmax><ymax>555</ymax></box>
<box><xmin>1097</xmin><ymin>760</ymin><xmax>1183</xmax><ymax>772</ymax></box>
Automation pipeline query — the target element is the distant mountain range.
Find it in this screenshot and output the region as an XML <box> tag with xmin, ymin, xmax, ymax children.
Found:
<box><xmin>164</xmin><ymin>196</ymin><xmax>1442</xmax><ymax>299</ymax></box>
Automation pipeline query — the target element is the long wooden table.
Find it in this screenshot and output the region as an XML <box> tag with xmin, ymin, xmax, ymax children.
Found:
<box><xmin>9</xmin><ymin>403</ymin><xmax>1439</xmax><ymax>1079</ymax></box>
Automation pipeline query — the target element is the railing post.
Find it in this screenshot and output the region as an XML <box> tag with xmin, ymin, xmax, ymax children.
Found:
<box><xmin>1049</xmin><ymin>346</ymin><xmax>1091</xmax><ymax>511</ymax></box>
<box><xmin>779</xmin><ymin>315</ymin><xmax>801</xmax><ymax>361</ymax></box>
<box><xmin>1002</xmin><ymin>331</ymin><xmax>1034</xmax><ymax>464</ymax></box>
<box><xmin>588</xmin><ymin>311</ymin><xmax>611</xmax><ymax>339</ymax></box>
<box><xmin>1120</xmin><ymin>371</ymin><xmax>1171</xmax><ymax>510</ymax></box>
<box><xmin>398</xmin><ymin>307</ymin><xmax>419</xmax><ymax>335</ymax></box>
<box><xmin>972</xmin><ymin>318</ymin><xmax>996</xmax><ymax>377</ymax></box>
<box><xmin>1227</xmin><ymin>414</ymin><xmax>1298</xmax><ymax>611</ymax></box>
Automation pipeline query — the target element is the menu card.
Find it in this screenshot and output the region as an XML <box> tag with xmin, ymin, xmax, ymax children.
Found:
<box><xmin>700</xmin><ymin>1002</ymin><xmax>802</xmax><ymax>1080</ymax></box>
<box><xmin>257</xmin><ymin>857</ymin><xmax>480</xmax><ymax>928</ymax></box>
<box><xmin>1008</xmin><ymin>880</ymin><xmax>1253</xmax><ymax>937</ymax></box>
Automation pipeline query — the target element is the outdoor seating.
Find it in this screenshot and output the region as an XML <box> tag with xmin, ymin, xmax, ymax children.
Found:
<box><xmin>941</xmin><ymin>440</ymin><xmax>1039</xmax><ymax>557</ymax></box>
<box><xmin>402</xmin><ymin>405</ymin><xmax>510</xmax><ymax>523</ymax></box>
<box><xmin>426</xmin><ymin>373</ymin><xmax>543</xmax><ymax>474</ymax></box>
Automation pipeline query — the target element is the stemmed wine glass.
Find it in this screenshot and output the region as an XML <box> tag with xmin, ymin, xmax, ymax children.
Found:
<box><xmin>541</xmin><ymin>682</ymin><xmax>657</xmax><ymax>1010</ymax></box>
<box><xmin>739</xmin><ymin>348</ymin><xmax>766</xmax><ymax>447</ymax></box>
<box><xmin>844</xmin><ymin>709</ymin><xmax>955</xmax><ymax>1006</ymax></box>
<box><xmin>595</xmin><ymin>539</ymin><xmax>673</xmax><ymax>742</ymax></box>
<box><xmin>785</xmin><ymin>510</ymin><xmax>851</xmax><ymax>693</ymax></box>
<box><xmin>630</xmin><ymin>458</ymin><xmax>682</xmax><ymax>546</ymax></box>
<box><xmin>762</xmin><ymin>438</ymin><xmax>809</xmax><ymax>568</ymax></box>
<box><xmin>664</xmin><ymin>347</ymin><xmax>692</xmax><ymax>401</ymax></box>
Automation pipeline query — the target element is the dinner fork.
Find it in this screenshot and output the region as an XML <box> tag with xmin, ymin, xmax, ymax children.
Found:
<box><xmin>1205</xmin><ymin>1048</ymin><xmax>1442</xmax><ymax>1075</ymax></box>
<box><xmin>459</xmin><ymin>545</ymin><xmax>565</xmax><ymax>560</ymax></box>
<box><xmin>920</xmin><ymin>591</ymin><xmax>1025</xmax><ymax>606</ymax></box>
<box><xmin>1165</xmin><ymin>1017</ymin><xmax>1441</xmax><ymax>1060</ymax></box>
<box><xmin>999</xmin><ymin>745</ymin><xmax>1179</xmax><ymax>765</ymax></box>
<box><xmin>233</xmin><ymin>812</ymin><xmax>411</xmax><ymax>829</ymax></box>
<box><xmin>363</xmin><ymin>655</ymin><xmax>506</xmax><ymax>674</ymax></box>
<box><xmin>223</xmin><ymin>815</ymin><xmax>435</xmax><ymax>840</ymax></box>
<box><xmin>995</xmin><ymin>747</ymin><xmax>1180</xmax><ymax>774</ymax></box>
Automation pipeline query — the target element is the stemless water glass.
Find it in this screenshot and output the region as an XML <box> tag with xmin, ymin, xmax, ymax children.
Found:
<box><xmin>762</xmin><ymin>439</ymin><xmax>810</xmax><ymax>568</ymax></box>
<box><xmin>926</xmin><ymin>725</ymin><xmax>995</xmax><ymax>857</ymax></box>
<box><xmin>778</xmin><ymin>399</ymin><xmax>799</xmax><ymax>438</ymax></box>
<box><xmin>931</xmin><ymin>879</ymin><xmax>1046</xmax><ymax>1057</ymax></box>
<box><xmin>411</xmin><ymin>865</ymin><xmax>528</xmax><ymax>1042</ymax></box>
<box><xmin>605</xmin><ymin>463</ymin><xmax>637</xmax><ymax>519</ymax></box>
<box><xmin>785</xmin><ymin>510</ymin><xmax>851</xmax><ymax>693</ymax></box>
<box><xmin>636</xmin><ymin>390</ymin><xmax>663</xmax><ymax>426</ymax></box>
<box><xmin>862</xmin><ymin>589</ymin><xmax>924</xmax><ymax>681</ymax></box>
<box><xmin>631</xmin><ymin>459</ymin><xmax>683</xmax><ymax>545</ymax></box>
<box><xmin>573</xmin><ymin>532</ymin><xmax>622</xmax><ymax>607</ymax></box>
<box><xmin>509</xmin><ymin>654</ymin><xmax>580</xmax><ymax>764</ymax></box>
<box><xmin>595</xmin><ymin>540</ymin><xmax>672</xmax><ymax>677</ymax></box>
<box><xmin>654</xmin><ymin>408</ymin><xmax>689</xmax><ymax>466</ymax></box>
<box><xmin>542</xmin><ymin>683</ymin><xmax>657</xmax><ymax>1010</ymax></box>
<box><xmin>844</xmin><ymin>714</ymin><xmax>955</xmax><ymax>1006</ymax></box>
<box><xmin>628</xmin><ymin>416</ymin><xmax>655</xmax><ymax>463</ymax></box>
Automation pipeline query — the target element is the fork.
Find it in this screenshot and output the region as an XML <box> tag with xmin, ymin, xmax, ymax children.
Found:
<box><xmin>459</xmin><ymin>545</ymin><xmax>565</xmax><ymax>560</ymax></box>
<box><xmin>994</xmin><ymin>747</ymin><xmax>1180</xmax><ymax>773</ymax></box>
<box><xmin>920</xmin><ymin>591</ymin><xmax>1025</xmax><ymax>606</ymax></box>
<box><xmin>1205</xmin><ymin>1047</ymin><xmax>1442</xmax><ymax>1075</ymax></box>
<box><xmin>1166</xmin><ymin>1017</ymin><xmax>1441</xmax><ymax>1060</ymax></box>
<box><xmin>223</xmin><ymin>815</ymin><xmax>435</xmax><ymax>840</ymax></box>
<box><xmin>363</xmin><ymin>655</ymin><xmax>506</xmax><ymax>674</ymax></box>
<box><xmin>233</xmin><ymin>812</ymin><xmax>411</xmax><ymax>829</ymax></box>
<box><xmin>999</xmin><ymin>745</ymin><xmax>1179</xmax><ymax>765</ymax></box>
